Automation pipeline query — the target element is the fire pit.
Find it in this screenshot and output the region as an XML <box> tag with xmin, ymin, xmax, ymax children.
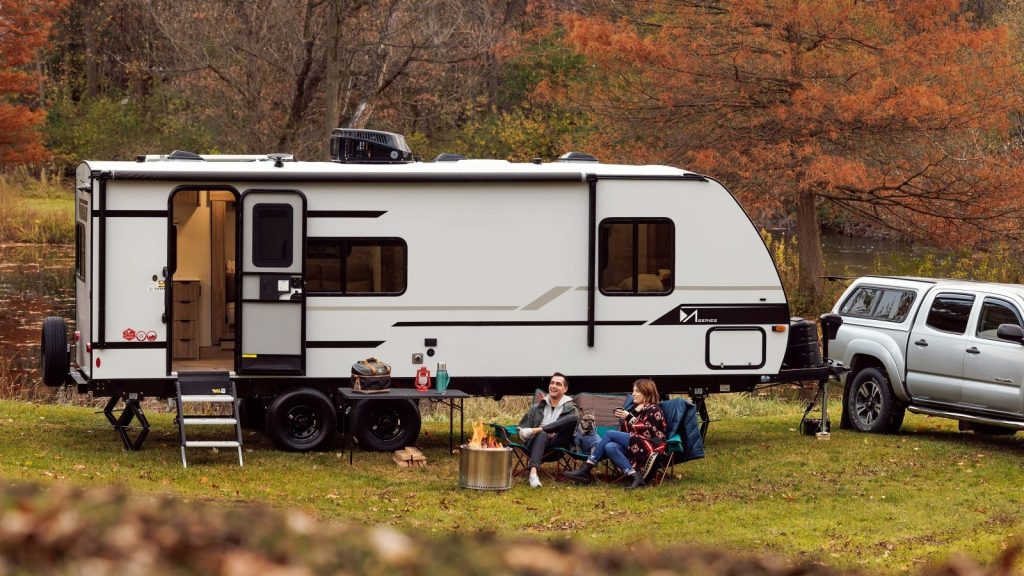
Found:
<box><xmin>458</xmin><ymin>421</ymin><xmax>512</xmax><ymax>490</ymax></box>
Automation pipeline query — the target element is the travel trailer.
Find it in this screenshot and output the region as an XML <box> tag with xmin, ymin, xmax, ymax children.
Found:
<box><xmin>40</xmin><ymin>129</ymin><xmax>838</xmax><ymax>453</ymax></box>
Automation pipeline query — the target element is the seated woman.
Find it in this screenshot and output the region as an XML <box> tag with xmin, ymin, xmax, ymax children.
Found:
<box><xmin>564</xmin><ymin>378</ymin><xmax>667</xmax><ymax>489</ymax></box>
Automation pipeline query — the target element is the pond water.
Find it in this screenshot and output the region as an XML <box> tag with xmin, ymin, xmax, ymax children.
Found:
<box><xmin>0</xmin><ymin>235</ymin><xmax>929</xmax><ymax>399</ymax></box>
<box><xmin>0</xmin><ymin>244</ymin><xmax>75</xmax><ymax>399</ymax></box>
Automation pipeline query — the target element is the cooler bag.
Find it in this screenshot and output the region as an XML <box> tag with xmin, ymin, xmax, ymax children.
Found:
<box><xmin>352</xmin><ymin>357</ymin><xmax>392</xmax><ymax>393</ymax></box>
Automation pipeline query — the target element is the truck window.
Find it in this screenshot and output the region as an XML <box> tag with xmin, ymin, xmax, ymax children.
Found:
<box><xmin>839</xmin><ymin>287</ymin><xmax>915</xmax><ymax>322</ymax></box>
<box><xmin>599</xmin><ymin>218</ymin><xmax>673</xmax><ymax>296</ymax></box>
<box><xmin>306</xmin><ymin>238</ymin><xmax>406</xmax><ymax>295</ymax></box>
<box><xmin>925</xmin><ymin>294</ymin><xmax>975</xmax><ymax>334</ymax></box>
<box><xmin>976</xmin><ymin>298</ymin><xmax>1022</xmax><ymax>340</ymax></box>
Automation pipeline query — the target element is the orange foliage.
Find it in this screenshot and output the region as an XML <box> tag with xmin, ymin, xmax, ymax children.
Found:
<box><xmin>0</xmin><ymin>0</ymin><xmax>66</xmax><ymax>167</ymax></box>
<box><xmin>551</xmin><ymin>0</ymin><xmax>1024</xmax><ymax>300</ymax></box>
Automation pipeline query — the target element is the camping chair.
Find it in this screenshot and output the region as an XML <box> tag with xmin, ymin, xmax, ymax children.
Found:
<box><xmin>556</xmin><ymin>392</ymin><xmax>631</xmax><ymax>482</ymax></box>
<box><xmin>649</xmin><ymin>397</ymin><xmax>705</xmax><ymax>486</ymax></box>
<box><xmin>489</xmin><ymin>423</ymin><xmax>569</xmax><ymax>480</ymax></box>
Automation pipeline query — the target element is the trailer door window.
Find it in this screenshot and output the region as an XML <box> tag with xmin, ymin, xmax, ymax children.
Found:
<box><xmin>599</xmin><ymin>218</ymin><xmax>673</xmax><ymax>295</ymax></box>
<box><xmin>75</xmin><ymin>222</ymin><xmax>86</xmax><ymax>280</ymax></box>
<box><xmin>252</xmin><ymin>204</ymin><xmax>293</xmax><ymax>267</ymax></box>
<box><xmin>306</xmin><ymin>238</ymin><xmax>406</xmax><ymax>295</ymax></box>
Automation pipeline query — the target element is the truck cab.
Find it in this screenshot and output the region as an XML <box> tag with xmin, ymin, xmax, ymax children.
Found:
<box><xmin>831</xmin><ymin>276</ymin><xmax>1024</xmax><ymax>435</ymax></box>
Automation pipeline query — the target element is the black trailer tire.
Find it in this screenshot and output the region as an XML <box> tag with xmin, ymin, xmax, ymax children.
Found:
<box><xmin>40</xmin><ymin>317</ymin><xmax>69</xmax><ymax>387</ymax></box>
<box><xmin>844</xmin><ymin>366</ymin><xmax>905</xmax><ymax>433</ymax></box>
<box><xmin>239</xmin><ymin>397</ymin><xmax>267</xmax><ymax>431</ymax></box>
<box><xmin>970</xmin><ymin>423</ymin><xmax>1017</xmax><ymax>436</ymax></box>
<box><xmin>264</xmin><ymin>388</ymin><xmax>337</xmax><ymax>451</ymax></box>
<box><xmin>352</xmin><ymin>399</ymin><xmax>421</xmax><ymax>452</ymax></box>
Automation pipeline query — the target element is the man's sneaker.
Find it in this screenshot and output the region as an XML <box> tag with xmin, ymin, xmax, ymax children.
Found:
<box><xmin>529</xmin><ymin>474</ymin><xmax>542</xmax><ymax>489</ymax></box>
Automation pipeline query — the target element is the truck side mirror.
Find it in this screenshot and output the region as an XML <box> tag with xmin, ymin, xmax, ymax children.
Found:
<box><xmin>819</xmin><ymin>313</ymin><xmax>843</xmax><ymax>341</ymax></box>
<box><xmin>996</xmin><ymin>323</ymin><xmax>1024</xmax><ymax>343</ymax></box>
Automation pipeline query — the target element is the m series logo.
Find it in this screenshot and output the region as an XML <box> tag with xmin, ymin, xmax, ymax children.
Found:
<box><xmin>650</xmin><ymin>303</ymin><xmax>790</xmax><ymax>326</ymax></box>
<box><xmin>680</xmin><ymin>308</ymin><xmax>717</xmax><ymax>324</ymax></box>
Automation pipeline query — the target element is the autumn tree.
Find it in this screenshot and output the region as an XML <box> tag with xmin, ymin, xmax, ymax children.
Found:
<box><xmin>556</xmin><ymin>0</ymin><xmax>1024</xmax><ymax>303</ymax></box>
<box><xmin>0</xmin><ymin>0</ymin><xmax>67</xmax><ymax>166</ymax></box>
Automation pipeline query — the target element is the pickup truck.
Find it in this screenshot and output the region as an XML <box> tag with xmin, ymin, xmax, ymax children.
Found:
<box><xmin>830</xmin><ymin>276</ymin><xmax>1024</xmax><ymax>435</ymax></box>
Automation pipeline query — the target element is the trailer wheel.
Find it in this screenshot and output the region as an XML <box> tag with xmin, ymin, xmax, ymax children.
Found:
<box><xmin>352</xmin><ymin>399</ymin><xmax>421</xmax><ymax>452</ymax></box>
<box><xmin>844</xmin><ymin>367</ymin><xmax>905</xmax><ymax>434</ymax></box>
<box><xmin>40</xmin><ymin>317</ymin><xmax>69</xmax><ymax>387</ymax></box>
<box><xmin>264</xmin><ymin>388</ymin><xmax>337</xmax><ymax>451</ymax></box>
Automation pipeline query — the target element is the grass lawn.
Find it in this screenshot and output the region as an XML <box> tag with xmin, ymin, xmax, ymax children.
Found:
<box><xmin>1</xmin><ymin>397</ymin><xmax>1023</xmax><ymax>574</ymax></box>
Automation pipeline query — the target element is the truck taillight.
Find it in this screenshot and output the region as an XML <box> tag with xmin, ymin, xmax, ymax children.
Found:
<box><xmin>74</xmin><ymin>331</ymin><xmax>80</xmax><ymax>342</ymax></box>
<box><xmin>86</xmin><ymin>342</ymin><xmax>91</xmax><ymax>353</ymax></box>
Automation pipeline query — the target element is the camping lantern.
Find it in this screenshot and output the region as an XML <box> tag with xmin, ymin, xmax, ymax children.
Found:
<box><xmin>415</xmin><ymin>366</ymin><xmax>431</xmax><ymax>391</ymax></box>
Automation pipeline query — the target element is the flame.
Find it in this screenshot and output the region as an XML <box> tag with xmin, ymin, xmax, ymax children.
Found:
<box><xmin>469</xmin><ymin>419</ymin><xmax>503</xmax><ymax>449</ymax></box>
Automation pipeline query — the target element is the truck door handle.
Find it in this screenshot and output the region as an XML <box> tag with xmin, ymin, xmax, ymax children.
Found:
<box><xmin>966</xmin><ymin>347</ymin><xmax>981</xmax><ymax>355</ymax></box>
<box><xmin>914</xmin><ymin>339</ymin><xmax>928</xmax><ymax>347</ymax></box>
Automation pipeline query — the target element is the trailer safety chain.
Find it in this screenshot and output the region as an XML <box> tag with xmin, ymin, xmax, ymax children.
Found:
<box><xmin>102</xmin><ymin>393</ymin><xmax>150</xmax><ymax>451</ymax></box>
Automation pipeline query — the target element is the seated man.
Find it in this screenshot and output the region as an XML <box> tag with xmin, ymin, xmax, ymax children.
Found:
<box><xmin>518</xmin><ymin>372</ymin><xmax>578</xmax><ymax>488</ymax></box>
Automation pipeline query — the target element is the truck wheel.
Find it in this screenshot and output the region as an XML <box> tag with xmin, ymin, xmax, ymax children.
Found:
<box><xmin>845</xmin><ymin>367</ymin><xmax>905</xmax><ymax>433</ymax></box>
<box><xmin>352</xmin><ymin>399</ymin><xmax>421</xmax><ymax>452</ymax></box>
<box><xmin>40</xmin><ymin>317</ymin><xmax>69</xmax><ymax>387</ymax></box>
<box><xmin>264</xmin><ymin>388</ymin><xmax>337</xmax><ymax>451</ymax></box>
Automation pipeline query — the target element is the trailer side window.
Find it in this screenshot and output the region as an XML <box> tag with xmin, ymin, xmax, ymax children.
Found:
<box><xmin>599</xmin><ymin>218</ymin><xmax>673</xmax><ymax>296</ymax></box>
<box><xmin>75</xmin><ymin>222</ymin><xmax>86</xmax><ymax>281</ymax></box>
<box><xmin>252</xmin><ymin>204</ymin><xmax>293</xmax><ymax>267</ymax></box>
<box><xmin>306</xmin><ymin>238</ymin><xmax>406</xmax><ymax>296</ymax></box>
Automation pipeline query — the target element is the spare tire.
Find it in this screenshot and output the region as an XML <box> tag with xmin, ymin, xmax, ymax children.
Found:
<box><xmin>352</xmin><ymin>399</ymin><xmax>421</xmax><ymax>452</ymax></box>
<box><xmin>40</xmin><ymin>316</ymin><xmax>69</xmax><ymax>387</ymax></box>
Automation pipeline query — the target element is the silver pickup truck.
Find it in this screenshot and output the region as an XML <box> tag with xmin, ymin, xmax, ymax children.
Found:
<box><xmin>830</xmin><ymin>276</ymin><xmax>1024</xmax><ymax>435</ymax></box>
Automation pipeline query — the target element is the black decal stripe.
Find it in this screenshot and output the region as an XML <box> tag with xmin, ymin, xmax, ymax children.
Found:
<box><xmin>307</xmin><ymin>210</ymin><xmax>386</xmax><ymax>218</ymax></box>
<box><xmin>92</xmin><ymin>342</ymin><xmax>167</xmax><ymax>350</ymax></box>
<box><xmin>92</xmin><ymin>210</ymin><xmax>168</xmax><ymax>218</ymax></box>
<box><xmin>307</xmin><ymin>341</ymin><xmax>384</xmax><ymax>348</ymax></box>
<box><xmin>392</xmin><ymin>321</ymin><xmax>645</xmax><ymax>327</ymax></box>
<box><xmin>651</xmin><ymin>303</ymin><xmax>790</xmax><ymax>326</ymax></box>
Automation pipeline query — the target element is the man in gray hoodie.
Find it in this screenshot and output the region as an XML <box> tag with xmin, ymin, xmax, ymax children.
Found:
<box><xmin>517</xmin><ymin>372</ymin><xmax>578</xmax><ymax>488</ymax></box>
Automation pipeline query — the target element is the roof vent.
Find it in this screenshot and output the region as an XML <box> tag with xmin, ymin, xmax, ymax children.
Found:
<box><xmin>434</xmin><ymin>153</ymin><xmax>466</xmax><ymax>162</ymax></box>
<box><xmin>556</xmin><ymin>151</ymin><xmax>598</xmax><ymax>163</ymax></box>
<box><xmin>167</xmin><ymin>150</ymin><xmax>204</xmax><ymax>161</ymax></box>
<box><xmin>330</xmin><ymin>129</ymin><xmax>413</xmax><ymax>164</ymax></box>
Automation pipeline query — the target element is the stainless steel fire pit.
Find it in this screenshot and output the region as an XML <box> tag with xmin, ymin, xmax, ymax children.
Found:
<box><xmin>458</xmin><ymin>445</ymin><xmax>512</xmax><ymax>490</ymax></box>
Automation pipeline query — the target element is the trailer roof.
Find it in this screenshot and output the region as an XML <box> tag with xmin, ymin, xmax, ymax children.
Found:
<box><xmin>80</xmin><ymin>157</ymin><xmax>702</xmax><ymax>184</ymax></box>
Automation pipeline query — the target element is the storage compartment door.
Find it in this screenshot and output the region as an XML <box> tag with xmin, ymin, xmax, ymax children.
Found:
<box><xmin>706</xmin><ymin>327</ymin><xmax>766</xmax><ymax>369</ymax></box>
<box><xmin>238</xmin><ymin>191</ymin><xmax>305</xmax><ymax>374</ymax></box>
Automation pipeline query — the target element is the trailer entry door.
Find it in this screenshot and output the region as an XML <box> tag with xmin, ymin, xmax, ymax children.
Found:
<box><xmin>238</xmin><ymin>191</ymin><xmax>306</xmax><ymax>374</ymax></box>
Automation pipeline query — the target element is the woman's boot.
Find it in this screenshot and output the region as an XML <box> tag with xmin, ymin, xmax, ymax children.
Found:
<box><xmin>564</xmin><ymin>461</ymin><xmax>595</xmax><ymax>483</ymax></box>
<box><xmin>625</xmin><ymin>471</ymin><xmax>645</xmax><ymax>490</ymax></box>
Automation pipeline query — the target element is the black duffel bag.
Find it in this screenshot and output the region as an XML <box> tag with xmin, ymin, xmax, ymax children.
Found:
<box><xmin>352</xmin><ymin>357</ymin><xmax>391</xmax><ymax>393</ymax></box>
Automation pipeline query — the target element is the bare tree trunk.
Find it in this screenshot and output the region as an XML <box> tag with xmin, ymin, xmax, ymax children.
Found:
<box><xmin>797</xmin><ymin>189</ymin><xmax>824</xmax><ymax>305</ymax></box>
<box><xmin>324</xmin><ymin>0</ymin><xmax>343</xmax><ymax>151</ymax></box>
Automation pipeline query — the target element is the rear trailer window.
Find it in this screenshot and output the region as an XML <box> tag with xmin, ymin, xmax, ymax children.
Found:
<box><xmin>839</xmin><ymin>286</ymin><xmax>916</xmax><ymax>322</ymax></box>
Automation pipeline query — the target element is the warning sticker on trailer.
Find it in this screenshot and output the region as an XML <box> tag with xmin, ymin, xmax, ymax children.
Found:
<box><xmin>650</xmin><ymin>304</ymin><xmax>789</xmax><ymax>326</ymax></box>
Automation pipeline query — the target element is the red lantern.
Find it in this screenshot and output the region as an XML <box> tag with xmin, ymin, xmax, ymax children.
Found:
<box><xmin>415</xmin><ymin>366</ymin><xmax>431</xmax><ymax>391</ymax></box>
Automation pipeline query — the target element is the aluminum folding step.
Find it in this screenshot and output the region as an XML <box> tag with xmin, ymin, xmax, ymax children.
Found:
<box><xmin>175</xmin><ymin>372</ymin><xmax>244</xmax><ymax>468</ymax></box>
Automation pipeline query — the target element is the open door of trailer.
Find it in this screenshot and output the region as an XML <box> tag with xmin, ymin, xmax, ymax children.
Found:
<box><xmin>238</xmin><ymin>190</ymin><xmax>306</xmax><ymax>374</ymax></box>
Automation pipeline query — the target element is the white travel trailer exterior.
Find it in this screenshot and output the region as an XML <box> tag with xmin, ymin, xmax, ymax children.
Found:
<box><xmin>41</xmin><ymin>130</ymin><xmax>833</xmax><ymax>452</ymax></box>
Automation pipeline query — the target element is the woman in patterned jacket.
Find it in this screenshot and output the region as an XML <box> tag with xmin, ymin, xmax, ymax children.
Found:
<box><xmin>564</xmin><ymin>378</ymin><xmax>666</xmax><ymax>489</ymax></box>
